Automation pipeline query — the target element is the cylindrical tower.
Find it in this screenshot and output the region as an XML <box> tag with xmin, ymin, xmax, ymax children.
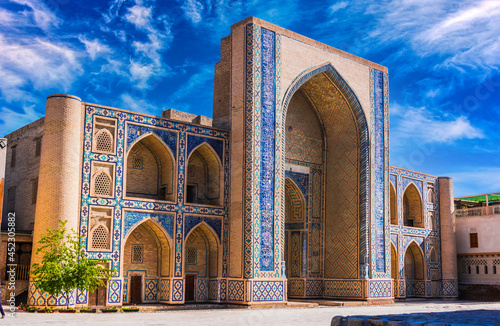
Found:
<box><xmin>438</xmin><ymin>176</ymin><xmax>458</xmax><ymax>298</ymax></box>
<box><xmin>29</xmin><ymin>94</ymin><xmax>84</xmax><ymax>305</ymax></box>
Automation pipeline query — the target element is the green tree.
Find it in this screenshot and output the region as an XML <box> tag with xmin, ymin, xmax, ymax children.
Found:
<box><xmin>30</xmin><ymin>220</ymin><xmax>115</xmax><ymax>309</ymax></box>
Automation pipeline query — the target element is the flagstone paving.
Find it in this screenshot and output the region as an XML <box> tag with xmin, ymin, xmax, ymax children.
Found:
<box><xmin>5</xmin><ymin>301</ymin><xmax>500</xmax><ymax>325</ymax></box>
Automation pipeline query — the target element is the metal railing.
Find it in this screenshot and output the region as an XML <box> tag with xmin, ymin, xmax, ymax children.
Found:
<box><xmin>2</xmin><ymin>264</ymin><xmax>30</xmax><ymax>281</ymax></box>
<box><xmin>456</xmin><ymin>206</ymin><xmax>500</xmax><ymax>218</ymax></box>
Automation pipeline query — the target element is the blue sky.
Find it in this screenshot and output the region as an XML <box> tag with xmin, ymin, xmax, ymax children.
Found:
<box><xmin>0</xmin><ymin>0</ymin><xmax>499</xmax><ymax>197</ymax></box>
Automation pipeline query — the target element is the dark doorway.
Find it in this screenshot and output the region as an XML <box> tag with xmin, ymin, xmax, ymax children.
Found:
<box><xmin>129</xmin><ymin>275</ymin><xmax>142</xmax><ymax>304</ymax></box>
<box><xmin>88</xmin><ymin>280</ymin><xmax>107</xmax><ymax>306</ymax></box>
<box><xmin>185</xmin><ymin>274</ymin><xmax>196</xmax><ymax>302</ymax></box>
<box><xmin>186</xmin><ymin>185</ymin><xmax>197</xmax><ymax>203</ymax></box>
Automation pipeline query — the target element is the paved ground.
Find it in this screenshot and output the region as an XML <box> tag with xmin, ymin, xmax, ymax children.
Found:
<box><xmin>4</xmin><ymin>301</ymin><xmax>500</xmax><ymax>325</ymax></box>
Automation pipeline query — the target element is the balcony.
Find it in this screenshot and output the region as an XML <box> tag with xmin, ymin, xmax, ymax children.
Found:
<box><xmin>455</xmin><ymin>205</ymin><xmax>500</xmax><ymax>218</ymax></box>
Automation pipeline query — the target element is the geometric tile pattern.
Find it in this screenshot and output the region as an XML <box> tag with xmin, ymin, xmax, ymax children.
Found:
<box><xmin>108</xmin><ymin>279</ymin><xmax>121</xmax><ymax>304</ymax></box>
<box><xmin>208</xmin><ymin>280</ymin><xmax>218</xmax><ymax>301</ymax></box>
<box><xmin>172</xmin><ymin>279</ymin><xmax>183</xmax><ymax>302</ymax></box>
<box><xmin>414</xmin><ymin>280</ymin><xmax>425</xmax><ymax>296</ymax></box>
<box><xmin>440</xmin><ymin>279</ymin><xmax>458</xmax><ymax>297</ymax></box>
<box><xmin>252</xmin><ymin>281</ymin><xmax>284</xmax><ymax>302</ymax></box>
<box><xmin>288</xmin><ymin>279</ymin><xmax>304</xmax><ymax>297</ymax></box>
<box><xmin>368</xmin><ymin>280</ymin><xmax>392</xmax><ymax>298</ymax></box>
<box><xmin>145</xmin><ymin>279</ymin><xmax>158</xmax><ymax>301</ymax></box>
<box><xmin>370</xmin><ymin>69</ymin><xmax>387</xmax><ymax>275</ymax></box>
<box><xmin>324</xmin><ymin>280</ymin><xmax>363</xmax><ymax>298</ymax></box>
<box><xmin>228</xmin><ymin>280</ymin><xmax>245</xmax><ymax>302</ymax></box>
<box><xmin>28</xmin><ymin>282</ymin><xmax>76</xmax><ymax>307</ymax></box>
<box><xmin>159</xmin><ymin>279</ymin><xmax>170</xmax><ymax>301</ymax></box>
<box><xmin>220</xmin><ymin>279</ymin><xmax>227</xmax><ymax>301</ymax></box>
<box><xmin>258</xmin><ymin>27</ymin><xmax>276</xmax><ymax>273</ymax></box>
<box><xmin>122</xmin><ymin>279</ymin><xmax>128</xmax><ymax>303</ymax></box>
<box><xmin>197</xmin><ymin>279</ymin><xmax>207</xmax><ymax>301</ymax></box>
<box><xmin>305</xmin><ymin>280</ymin><xmax>323</xmax><ymax>297</ymax></box>
<box><xmin>77</xmin><ymin>288</ymin><xmax>87</xmax><ymax>305</ymax></box>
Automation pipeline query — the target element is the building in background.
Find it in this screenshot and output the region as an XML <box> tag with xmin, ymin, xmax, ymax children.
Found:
<box><xmin>1</xmin><ymin>17</ymin><xmax>458</xmax><ymax>307</ymax></box>
<box><xmin>455</xmin><ymin>192</ymin><xmax>500</xmax><ymax>300</ymax></box>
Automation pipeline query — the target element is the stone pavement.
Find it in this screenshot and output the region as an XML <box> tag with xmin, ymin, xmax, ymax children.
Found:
<box><xmin>4</xmin><ymin>301</ymin><xmax>500</xmax><ymax>326</ymax></box>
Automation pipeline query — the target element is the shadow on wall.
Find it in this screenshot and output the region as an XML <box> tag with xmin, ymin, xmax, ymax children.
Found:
<box><xmin>331</xmin><ymin>309</ymin><xmax>500</xmax><ymax>325</ymax></box>
<box><xmin>459</xmin><ymin>284</ymin><xmax>500</xmax><ymax>301</ymax></box>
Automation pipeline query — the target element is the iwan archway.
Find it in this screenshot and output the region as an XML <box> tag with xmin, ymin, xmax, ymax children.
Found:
<box><xmin>281</xmin><ymin>64</ymin><xmax>370</xmax><ymax>299</ymax></box>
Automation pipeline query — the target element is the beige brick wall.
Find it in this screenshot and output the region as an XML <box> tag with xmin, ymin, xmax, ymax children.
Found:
<box><xmin>439</xmin><ymin>177</ymin><xmax>458</xmax><ymax>283</ymax></box>
<box><xmin>2</xmin><ymin>118</ymin><xmax>44</xmax><ymax>232</ymax></box>
<box><xmin>213</xmin><ymin>36</ymin><xmax>231</xmax><ymax>130</ymax></box>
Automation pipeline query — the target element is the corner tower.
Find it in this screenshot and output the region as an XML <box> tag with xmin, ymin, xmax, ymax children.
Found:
<box><xmin>29</xmin><ymin>94</ymin><xmax>84</xmax><ymax>306</ymax></box>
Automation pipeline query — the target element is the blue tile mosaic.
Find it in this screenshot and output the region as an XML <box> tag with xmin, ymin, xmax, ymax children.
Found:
<box><xmin>184</xmin><ymin>215</ymin><xmax>222</xmax><ymax>241</ymax></box>
<box><xmin>123</xmin><ymin>211</ymin><xmax>174</xmax><ymax>238</ymax></box>
<box><xmin>373</xmin><ymin>69</ymin><xmax>385</xmax><ymax>273</ymax></box>
<box><xmin>259</xmin><ymin>28</ymin><xmax>276</xmax><ymax>272</ymax></box>
<box><xmin>126</xmin><ymin>124</ymin><xmax>177</xmax><ymax>158</ymax></box>
<box><xmin>186</xmin><ymin>135</ymin><xmax>224</xmax><ymax>163</ymax></box>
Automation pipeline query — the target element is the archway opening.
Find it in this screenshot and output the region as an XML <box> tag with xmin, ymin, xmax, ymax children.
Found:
<box><xmin>283</xmin><ymin>65</ymin><xmax>367</xmax><ymax>291</ymax></box>
<box><xmin>123</xmin><ymin>219</ymin><xmax>171</xmax><ymax>304</ymax></box>
<box><xmin>391</xmin><ymin>243</ymin><xmax>398</xmax><ymax>280</ymax></box>
<box><xmin>186</xmin><ymin>144</ymin><xmax>221</xmax><ymax>206</ymax></box>
<box><xmin>390</xmin><ymin>183</ymin><xmax>398</xmax><ymax>225</ymax></box>
<box><xmin>284</xmin><ymin>178</ymin><xmax>306</xmax><ymax>283</ymax></box>
<box><xmin>126</xmin><ymin>134</ymin><xmax>175</xmax><ymax>201</ymax></box>
<box><xmin>184</xmin><ymin>223</ymin><xmax>219</xmax><ymax>302</ymax></box>
<box><xmin>404</xmin><ymin>242</ymin><xmax>424</xmax><ymax>297</ymax></box>
<box><xmin>403</xmin><ymin>184</ymin><xmax>423</xmax><ymax>228</ymax></box>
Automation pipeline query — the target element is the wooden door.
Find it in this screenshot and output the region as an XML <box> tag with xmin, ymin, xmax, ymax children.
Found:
<box><xmin>130</xmin><ymin>275</ymin><xmax>142</xmax><ymax>304</ymax></box>
<box><xmin>97</xmin><ymin>281</ymin><xmax>107</xmax><ymax>306</ymax></box>
<box><xmin>88</xmin><ymin>289</ymin><xmax>97</xmax><ymax>306</ymax></box>
<box><xmin>185</xmin><ymin>274</ymin><xmax>196</xmax><ymax>302</ymax></box>
<box><xmin>88</xmin><ymin>281</ymin><xmax>107</xmax><ymax>306</ymax></box>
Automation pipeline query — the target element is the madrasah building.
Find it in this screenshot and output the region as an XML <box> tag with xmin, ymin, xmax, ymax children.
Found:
<box><xmin>0</xmin><ymin>17</ymin><xmax>458</xmax><ymax>307</ymax></box>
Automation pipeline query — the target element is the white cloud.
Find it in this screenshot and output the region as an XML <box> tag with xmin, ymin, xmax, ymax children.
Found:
<box><xmin>0</xmin><ymin>34</ymin><xmax>82</xmax><ymax>101</ymax></box>
<box><xmin>181</xmin><ymin>0</ymin><xmax>204</xmax><ymax>24</ymax></box>
<box><xmin>119</xmin><ymin>93</ymin><xmax>158</xmax><ymax>115</ymax></box>
<box><xmin>10</xmin><ymin>0</ymin><xmax>60</xmax><ymax>31</ymax></box>
<box><xmin>124</xmin><ymin>5</ymin><xmax>153</xmax><ymax>30</ymax></box>
<box><xmin>329</xmin><ymin>1</ymin><xmax>348</xmax><ymax>14</ymax></box>
<box><xmin>129</xmin><ymin>60</ymin><xmax>161</xmax><ymax>89</ymax></box>
<box><xmin>391</xmin><ymin>105</ymin><xmax>484</xmax><ymax>144</ymax></box>
<box><xmin>103</xmin><ymin>0</ymin><xmax>126</xmax><ymax>23</ymax></box>
<box><xmin>367</xmin><ymin>0</ymin><xmax>500</xmax><ymax>72</ymax></box>
<box><xmin>78</xmin><ymin>37</ymin><xmax>112</xmax><ymax>60</ymax></box>
<box><xmin>0</xmin><ymin>104</ymin><xmax>42</xmax><ymax>137</ymax></box>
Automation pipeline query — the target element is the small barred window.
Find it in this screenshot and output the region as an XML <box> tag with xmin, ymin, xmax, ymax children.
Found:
<box><xmin>94</xmin><ymin>172</ymin><xmax>112</xmax><ymax>196</ymax></box>
<box><xmin>186</xmin><ymin>247</ymin><xmax>197</xmax><ymax>265</ymax></box>
<box><xmin>133</xmin><ymin>156</ymin><xmax>143</xmax><ymax>169</ymax></box>
<box><xmin>95</xmin><ymin>129</ymin><xmax>114</xmax><ymax>153</ymax></box>
<box><xmin>91</xmin><ymin>225</ymin><xmax>109</xmax><ymax>250</ymax></box>
<box><xmin>132</xmin><ymin>245</ymin><xmax>143</xmax><ymax>263</ymax></box>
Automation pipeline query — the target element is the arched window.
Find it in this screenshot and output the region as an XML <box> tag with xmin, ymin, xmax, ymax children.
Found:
<box><xmin>94</xmin><ymin>172</ymin><xmax>112</xmax><ymax>197</ymax></box>
<box><xmin>95</xmin><ymin>129</ymin><xmax>114</xmax><ymax>153</ymax></box>
<box><xmin>403</xmin><ymin>183</ymin><xmax>424</xmax><ymax>228</ymax></box>
<box><xmin>390</xmin><ymin>183</ymin><xmax>397</xmax><ymax>225</ymax></box>
<box><xmin>126</xmin><ymin>134</ymin><xmax>175</xmax><ymax>201</ymax></box>
<box><xmin>186</xmin><ymin>143</ymin><xmax>221</xmax><ymax>206</ymax></box>
<box><xmin>91</xmin><ymin>224</ymin><xmax>110</xmax><ymax>250</ymax></box>
<box><xmin>430</xmin><ymin>247</ymin><xmax>438</xmax><ymax>263</ymax></box>
<box><xmin>427</xmin><ymin>188</ymin><xmax>435</xmax><ymax>204</ymax></box>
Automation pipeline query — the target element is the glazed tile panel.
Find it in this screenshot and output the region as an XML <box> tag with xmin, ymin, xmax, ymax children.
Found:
<box><xmin>259</xmin><ymin>28</ymin><xmax>276</xmax><ymax>272</ymax></box>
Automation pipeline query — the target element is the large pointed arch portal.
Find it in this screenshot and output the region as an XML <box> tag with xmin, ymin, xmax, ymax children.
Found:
<box><xmin>280</xmin><ymin>63</ymin><xmax>370</xmax><ymax>283</ymax></box>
